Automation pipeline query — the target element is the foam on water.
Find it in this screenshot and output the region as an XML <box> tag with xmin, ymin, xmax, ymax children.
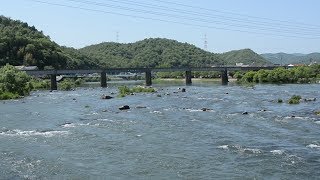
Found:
<box><xmin>307</xmin><ymin>144</ymin><xmax>320</xmax><ymax>149</ymax></box>
<box><xmin>218</xmin><ymin>144</ymin><xmax>262</xmax><ymax>154</ymax></box>
<box><xmin>0</xmin><ymin>129</ymin><xmax>69</xmax><ymax>137</ymax></box>
<box><xmin>242</xmin><ymin>148</ymin><xmax>262</xmax><ymax>154</ymax></box>
<box><xmin>218</xmin><ymin>145</ymin><xmax>229</xmax><ymax>150</ymax></box>
<box><xmin>61</xmin><ymin>123</ymin><xmax>76</xmax><ymax>128</ymax></box>
<box><xmin>150</xmin><ymin>111</ymin><xmax>162</xmax><ymax>114</ymax></box>
<box><xmin>270</xmin><ymin>150</ymin><xmax>285</xmax><ymax>155</ymax></box>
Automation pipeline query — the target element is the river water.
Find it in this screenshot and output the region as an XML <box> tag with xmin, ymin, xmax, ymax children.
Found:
<box><xmin>1</xmin><ymin>81</ymin><xmax>320</xmax><ymax>179</ymax></box>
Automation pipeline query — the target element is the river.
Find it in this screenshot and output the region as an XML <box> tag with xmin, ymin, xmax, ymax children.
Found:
<box><xmin>1</xmin><ymin>81</ymin><xmax>320</xmax><ymax>179</ymax></box>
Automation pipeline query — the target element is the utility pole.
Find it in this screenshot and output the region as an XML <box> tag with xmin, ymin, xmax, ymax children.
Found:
<box><xmin>204</xmin><ymin>33</ymin><xmax>208</xmax><ymax>51</ymax></box>
<box><xmin>116</xmin><ymin>31</ymin><xmax>119</xmax><ymax>43</ymax></box>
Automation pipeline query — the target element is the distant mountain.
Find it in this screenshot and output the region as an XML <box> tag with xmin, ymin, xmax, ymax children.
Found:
<box><xmin>261</xmin><ymin>52</ymin><xmax>320</xmax><ymax>65</ymax></box>
<box><xmin>219</xmin><ymin>49</ymin><xmax>270</xmax><ymax>66</ymax></box>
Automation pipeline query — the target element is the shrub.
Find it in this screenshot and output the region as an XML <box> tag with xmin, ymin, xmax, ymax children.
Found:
<box><xmin>118</xmin><ymin>86</ymin><xmax>156</xmax><ymax>97</ymax></box>
<box><xmin>75</xmin><ymin>78</ymin><xmax>84</xmax><ymax>86</ymax></box>
<box><xmin>59</xmin><ymin>79</ymin><xmax>76</xmax><ymax>91</ymax></box>
<box><xmin>288</xmin><ymin>95</ymin><xmax>302</xmax><ymax>104</ymax></box>
<box><xmin>30</xmin><ymin>78</ymin><xmax>50</xmax><ymax>90</ymax></box>
<box><xmin>0</xmin><ymin>64</ymin><xmax>33</xmax><ymax>99</ymax></box>
<box><xmin>0</xmin><ymin>91</ymin><xmax>20</xmax><ymax>100</ymax></box>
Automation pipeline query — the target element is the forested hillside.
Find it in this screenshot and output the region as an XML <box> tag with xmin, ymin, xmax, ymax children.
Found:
<box><xmin>1</xmin><ymin>15</ymin><xmax>270</xmax><ymax>69</ymax></box>
<box><xmin>219</xmin><ymin>49</ymin><xmax>270</xmax><ymax>66</ymax></box>
<box><xmin>261</xmin><ymin>52</ymin><xmax>320</xmax><ymax>65</ymax></box>
<box><xmin>0</xmin><ymin>16</ymin><xmax>99</xmax><ymax>69</ymax></box>
<box><xmin>79</xmin><ymin>38</ymin><xmax>224</xmax><ymax>68</ymax></box>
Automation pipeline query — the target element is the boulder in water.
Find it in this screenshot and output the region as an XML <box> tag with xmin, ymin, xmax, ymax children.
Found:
<box><xmin>305</xmin><ymin>98</ymin><xmax>316</xmax><ymax>102</ymax></box>
<box><xmin>201</xmin><ymin>108</ymin><xmax>212</xmax><ymax>112</ymax></box>
<box><xmin>119</xmin><ymin>105</ymin><xmax>130</xmax><ymax>110</ymax></box>
<box><xmin>101</xmin><ymin>95</ymin><xmax>113</xmax><ymax>99</ymax></box>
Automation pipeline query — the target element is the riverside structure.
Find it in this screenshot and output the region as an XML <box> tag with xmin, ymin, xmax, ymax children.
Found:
<box><xmin>24</xmin><ymin>66</ymin><xmax>283</xmax><ymax>90</ymax></box>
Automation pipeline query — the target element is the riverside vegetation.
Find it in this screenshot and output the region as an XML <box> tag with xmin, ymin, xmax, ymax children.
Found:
<box><xmin>118</xmin><ymin>86</ymin><xmax>156</xmax><ymax>97</ymax></box>
<box><xmin>0</xmin><ymin>64</ymin><xmax>85</xmax><ymax>99</ymax></box>
<box><xmin>234</xmin><ymin>65</ymin><xmax>320</xmax><ymax>84</ymax></box>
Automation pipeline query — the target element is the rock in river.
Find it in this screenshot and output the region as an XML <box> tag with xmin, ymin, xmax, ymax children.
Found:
<box><xmin>119</xmin><ymin>105</ymin><xmax>130</xmax><ymax>110</ymax></box>
<box><xmin>101</xmin><ymin>95</ymin><xmax>113</xmax><ymax>99</ymax></box>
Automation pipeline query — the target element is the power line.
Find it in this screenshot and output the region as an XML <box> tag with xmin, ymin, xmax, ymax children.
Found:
<box><xmin>67</xmin><ymin>0</ymin><xmax>320</xmax><ymax>34</ymax></box>
<box><xmin>65</xmin><ymin>0</ymin><xmax>320</xmax><ymax>36</ymax></box>
<box><xmin>26</xmin><ymin>0</ymin><xmax>320</xmax><ymax>39</ymax></box>
<box><xmin>152</xmin><ymin>0</ymin><xmax>320</xmax><ymax>29</ymax></box>
<box><xmin>91</xmin><ymin>0</ymin><xmax>320</xmax><ymax>32</ymax></box>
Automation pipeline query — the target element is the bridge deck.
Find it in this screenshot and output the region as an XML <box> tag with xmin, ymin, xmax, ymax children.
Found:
<box><xmin>24</xmin><ymin>66</ymin><xmax>283</xmax><ymax>76</ymax></box>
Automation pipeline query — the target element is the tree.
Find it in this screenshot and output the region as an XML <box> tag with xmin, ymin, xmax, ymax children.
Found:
<box><xmin>0</xmin><ymin>64</ymin><xmax>32</xmax><ymax>98</ymax></box>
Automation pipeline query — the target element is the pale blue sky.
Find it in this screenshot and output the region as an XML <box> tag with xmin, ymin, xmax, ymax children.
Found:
<box><xmin>1</xmin><ymin>0</ymin><xmax>320</xmax><ymax>53</ymax></box>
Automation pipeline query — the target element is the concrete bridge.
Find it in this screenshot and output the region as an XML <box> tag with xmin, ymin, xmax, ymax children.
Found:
<box><xmin>24</xmin><ymin>66</ymin><xmax>282</xmax><ymax>90</ymax></box>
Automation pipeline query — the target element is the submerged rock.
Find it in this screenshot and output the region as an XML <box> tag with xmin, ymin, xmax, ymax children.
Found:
<box><xmin>201</xmin><ymin>108</ymin><xmax>212</xmax><ymax>112</ymax></box>
<box><xmin>101</xmin><ymin>95</ymin><xmax>113</xmax><ymax>99</ymax></box>
<box><xmin>136</xmin><ymin>106</ymin><xmax>147</xmax><ymax>109</ymax></box>
<box><xmin>119</xmin><ymin>105</ymin><xmax>130</xmax><ymax>110</ymax></box>
<box><xmin>314</xmin><ymin>111</ymin><xmax>320</xmax><ymax>116</ymax></box>
<box><xmin>305</xmin><ymin>98</ymin><xmax>316</xmax><ymax>102</ymax></box>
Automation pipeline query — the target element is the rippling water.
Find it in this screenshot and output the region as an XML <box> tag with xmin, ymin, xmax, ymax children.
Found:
<box><xmin>1</xmin><ymin>82</ymin><xmax>320</xmax><ymax>179</ymax></box>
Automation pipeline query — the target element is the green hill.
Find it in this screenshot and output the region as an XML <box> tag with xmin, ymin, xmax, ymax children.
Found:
<box><xmin>219</xmin><ymin>49</ymin><xmax>270</xmax><ymax>66</ymax></box>
<box><xmin>80</xmin><ymin>39</ymin><xmax>270</xmax><ymax>68</ymax></box>
<box><xmin>261</xmin><ymin>53</ymin><xmax>320</xmax><ymax>65</ymax></box>
<box><xmin>79</xmin><ymin>38</ymin><xmax>224</xmax><ymax>68</ymax></box>
<box><xmin>0</xmin><ymin>15</ymin><xmax>99</xmax><ymax>69</ymax></box>
<box><xmin>1</xmin><ymin>15</ymin><xmax>270</xmax><ymax>70</ymax></box>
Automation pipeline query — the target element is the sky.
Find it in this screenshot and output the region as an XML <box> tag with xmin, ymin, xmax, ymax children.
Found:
<box><xmin>1</xmin><ymin>0</ymin><xmax>320</xmax><ymax>54</ymax></box>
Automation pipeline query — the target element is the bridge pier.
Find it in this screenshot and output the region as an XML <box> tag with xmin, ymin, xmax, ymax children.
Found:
<box><xmin>50</xmin><ymin>74</ymin><xmax>57</xmax><ymax>90</ymax></box>
<box><xmin>185</xmin><ymin>71</ymin><xmax>192</xmax><ymax>85</ymax></box>
<box><xmin>101</xmin><ymin>71</ymin><xmax>107</xmax><ymax>88</ymax></box>
<box><xmin>221</xmin><ymin>69</ymin><xmax>228</xmax><ymax>85</ymax></box>
<box><xmin>145</xmin><ymin>70</ymin><xmax>152</xmax><ymax>86</ymax></box>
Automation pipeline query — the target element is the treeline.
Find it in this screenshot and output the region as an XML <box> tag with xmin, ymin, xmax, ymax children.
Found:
<box><xmin>79</xmin><ymin>38</ymin><xmax>224</xmax><ymax>68</ymax></box>
<box><xmin>0</xmin><ymin>16</ymin><xmax>99</xmax><ymax>70</ymax></box>
<box><xmin>235</xmin><ymin>65</ymin><xmax>320</xmax><ymax>83</ymax></box>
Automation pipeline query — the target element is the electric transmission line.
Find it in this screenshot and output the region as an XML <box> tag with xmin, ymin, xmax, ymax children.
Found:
<box><xmin>26</xmin><ymin>0</ymin><xmax>320</xmax><ymax>39</ymax></box>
